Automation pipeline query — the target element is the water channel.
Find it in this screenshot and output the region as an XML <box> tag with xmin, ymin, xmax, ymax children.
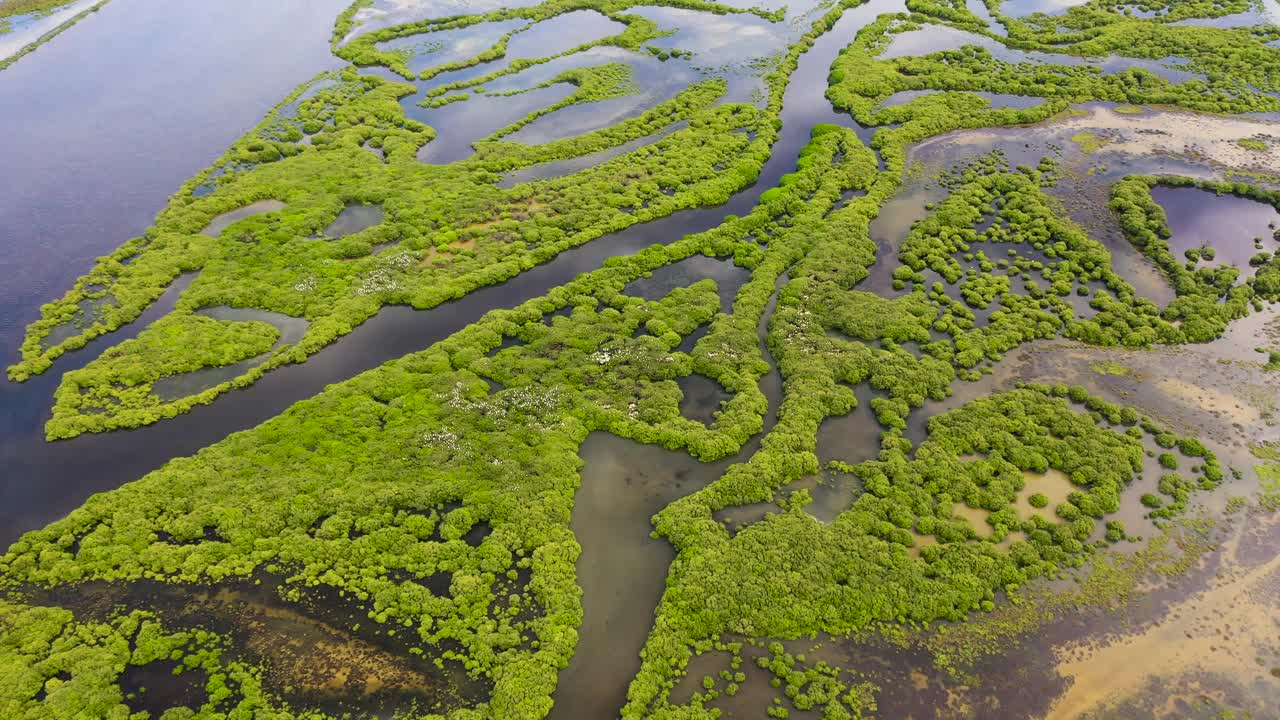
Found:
<box><xmin>3</xmin><ymin>0</ymin><xmax>1279</xmax><ymax>717</ymax></box>
<box><xmin>0</xmin><ymin>0</ymin><xmax>888</xmax><ymax>547</ymax></box>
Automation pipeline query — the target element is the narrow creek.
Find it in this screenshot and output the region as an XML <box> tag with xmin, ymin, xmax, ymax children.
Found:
<box><xmin>150</xmin><ymin>307</ymin><xmax>309</xmax><ymax>400</ymax></box>
<box><xmin>0</xmin><ymin>0</ymin><xmax>882</xmax><ymax>547</ymax></box>
<box><xmin>6</xmin><ymin>1</ymin><xmax>1280</xmax><ymax>718</ymax></box>
<box><xmin>0</xmin><ymin>0</ymin><xmax>352</xmax><ymax>535</ymax></box>
<box><xmin>549</xmin><ymin>259</ymin><xmax>788</xmax><ymax>716</ymax></box>
<box><xmin>1</xmin><ymin>20</ymin><xmax>877</xmax><ymax>717</ymax></box>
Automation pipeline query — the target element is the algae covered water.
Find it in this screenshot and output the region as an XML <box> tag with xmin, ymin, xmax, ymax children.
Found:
<box><xmin>1</xmin><ymin>0</ymin><xmax>1279</xmax><ymax>718</ymax></box>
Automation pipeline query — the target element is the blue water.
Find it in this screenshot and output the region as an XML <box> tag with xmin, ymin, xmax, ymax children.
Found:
<box><xmin>0</xmin><ymin>0</ymin><xmax>349</xmax><ymax>537</ymax></box>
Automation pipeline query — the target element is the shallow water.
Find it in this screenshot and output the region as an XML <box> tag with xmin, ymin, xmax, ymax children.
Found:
<box><xmin>632</xmin><ymin>5</ymin><xmax>791</xmax><ymax>63</ymax></box>
<box><xmin>880</xmin><ymin>23</ymin><xmax>1203</xmax><ymax>85</ymax></box>
<box><xmin>793</xmin><ymin>468</ymin><xmax>863</xmax><ymax>523</ymax></box>
<box><xmin>497</xmin><ymin>119</ymin><xmax>686</xmax><ymax>187</ymax></box>
<box><xmin>274</xmin><ymin>76</ymin><xmax>341</xmax><ymax>129</ymax></box>
<box><xmin>1016</xmin><ymin>468</ymin><xmax>1074</xmax><ymax>520</ymax></box>
<box><xmin>857</xmin><ymin>180</ymin><xmax>946</xmax><ymax>297</ymax></box>
<box><xmin>623</xmin><ymin>254</ymin><xmax>750</xmax><ymax>312</ymax></box>
<box><xmin>151</xmin><ymin>307</ymin><xmax>308</xmax><ymax>400</ymax></box>
<box><xmin>1151</xmin><ymin>186</ymin><xmax>1280</xmax><ymax>279</ymax></box>
<box><xmin>879</xmin><ymin>24</ymin><xmax>1083</xmax><ymax>63</ymax></box>
<box><xmin>553</xmin><ymin>431</ymin><xmax>711</xmax><ymax>719</ymax></box>
<box><xmin>402</xmin><ymin>13</ymin><xmax>666</xmax><ymax>162</ymax></box>
<box><xmin>816</xmin><ymin>383</ymin><xmax>885</xmax><ymax>466</ymax></box>
<box><xmin>966</xmin><ymin>0</ymin><xmax>1007</xmax><ymax>35</ymax></box>
<box><xmin>419</xmin><ymin>9</ymin><xmax>626</xmax><ymax>88</ymax></box>
<box><xmin>344</xmin><ymin>0</ymin><xmax>543</xmax><ymax>43</ymax></box>
<box><xmin>40</xmin><ymin>294</ymin><xmax>121</xmax><ymax>349</ymax></box>
<box><xmin>375</xmin><ymin>17</ymin><xmax>527</xmax><ymax>75</ymax></box>
<box><xmin>626</xmin><ymin>5</ymin><xmax>794</xmax><ymax>102</ymax></box>
<box><xmin>0</xmin><ymin>0</ymin><xmax>98</xmax><ymax>61</ymax></box>
<box><xmin>323</xmin><ymin>203</ymin><xmax>385</xmax><ymax>238</ymax></box>
<box><xmin>36</xmin><ymin>575</ymin><xmax>483</xmax><ymax>715</ymax></box>
<box><xmin>410</xmin><ymin>82</ymin><xmax>576</xmax><ymax>163</ymax></box>
<box><xmin>502</xmin><ymin>10</ymin><xmax>626</xmax><ymax>62</ymax></box>
<box><xmin>500</xmin><ymin>48</ymin><xmax>700</xmax><ymax>145</ymax></box>
<box><xmin>677</xmin><ymin>373</ymin><xmax>733</xmax><ymax>425</ymax></box>
<box><xmin>1170</xmin><ymin>9</ymin><xmax>1272</xmax><ymax>28</ymax></box>
<box><xmin>6</xmin><ymin>1</ymin><xmax>1280</xmax><ymax>717</ymax></box>
<box><xmin>999</xmin><ymin>0</ymin><xmax>1091</xmax><ymax>17</ymax></box>
<box><xmin>200</xmin><ymin>199</ymin><xmax>287</xmax><ymax>237</ymax></box>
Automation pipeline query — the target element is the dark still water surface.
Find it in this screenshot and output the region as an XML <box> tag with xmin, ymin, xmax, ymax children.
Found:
<box><xmin>0</xmin><ymin>0</ymin><xmax>348</xmax><ymax>540</ymax></box>
<box><xmin>0</xmin><ymin>0</ymin><xmax>348</xmax><ymax>361</ymax></box>
<box><xmin>0</xmin><ymin>0</ymin><xmax>880</xmax><ymax>547</ymax></box>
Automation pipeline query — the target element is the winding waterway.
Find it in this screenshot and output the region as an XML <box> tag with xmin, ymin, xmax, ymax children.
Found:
<box><xmin>4</xmin><ymin>1</ymin><xmax>1280</xmax><ymax>717</ymax></box>
<box><xmin>0</xmin><ymin>0</ymin><xmax>887</xmax><ymax>546</ymax></box>
<box><xmin>0</xmin><ymin>0</ymin><xmax>350</xmax><ymax>536</ymax></box>
<box><xmin>0</xmin><ymin>8</ymin><xmax>874</xmax><ymax>713</ymax></box>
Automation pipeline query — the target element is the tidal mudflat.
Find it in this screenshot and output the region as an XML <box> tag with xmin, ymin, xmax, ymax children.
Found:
<box><xmin>2</xmin><ymin>1</ymin><xmax>1279</xmax><ymax>718</ymax></box>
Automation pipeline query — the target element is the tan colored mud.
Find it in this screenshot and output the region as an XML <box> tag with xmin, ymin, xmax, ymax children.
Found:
<box><xmin>191</xmin><ymin>587</ymin><xmax>439</xmax><ymax>698</ymax></box>
<box><xmin>1056</xmin><ymin>105</ymin><xmax>1280</xmax><ymax>173</ymax></box>
<box><xmin>919</xmin><ymin>105</ymin><xmax>1280</xmax><ymax>176</ymax></box>
<box><xmin>1156</xmin><ymin>376</ymin><xmax>1262</xmax><ymax>426</ymax></box>
<box><xmin>1046</xmin><ymin>523</ymin><xmax>1280</xmax><ymax>719</ymax></box>
<box><xmin>1014</xmin><ymin>469</ymin><xmax>1075</xmax><ymax>523</ymax></box>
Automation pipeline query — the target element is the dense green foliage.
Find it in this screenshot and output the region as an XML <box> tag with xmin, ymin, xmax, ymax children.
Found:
<box><xmin>3</xmin><ymin>117</ymin><xmax>1225</xmax><ymax>719</ymax></box>
<box><xmin>3</xmin><ymin>0</ymin><xmax>1273</xmax><ymax>717</ymax></box>
<box><xmin>0</xmin><ymin>0</ymin><xmax>76</xmax><ymax>20</ymax></box>
<box><xmin>11</xmin><ymin>0</ymin><xmax>809</xmax><ymax>440</ymax></box>
<box><xmin>0</xmin><ymin>599</ymin><xmax>282</xmax><ymax>719</ymax></box>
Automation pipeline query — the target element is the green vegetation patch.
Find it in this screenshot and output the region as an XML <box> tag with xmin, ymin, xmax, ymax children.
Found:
<box><xmin>2</xmin><ymin>0</ymin><xmax>1271</xmax><ymax>717</ymax></box>
<box><xmin>1090</xmin><ymin>360</ymin><xmax>1135</xmax><ymax>376</ymax></box>
<box><xmin>0</xmin><ymin>120</ymin><xmax>878</xmax><ymax>720</ymax></box>
<box><xmin>1071</xmin><ymin>130</ymin><xmax>1110</xmax><ymax>155</ymax></box>
<box><xmin>1253</xmin><ymin>442</ymin><xmax>1280</xmax><ymax>511</ymax></box>
<box><xmin>9</xmin><ymin>0</ymin><xmax>818</xmax><ymax>440</ymax></box>
<box><xmin>0</xmin><ymin>599</ymin><xmax>280</xmax><ymax>718</ymax></box>
<box><xmin>0</xmin><ymin>0</ymin><xmax>77</xmax><ymax>19</ymax></box>
<box><xmin>16</xmin><ymin>67</ymin><xmax>753</xmax><ymax>438</ymax></box>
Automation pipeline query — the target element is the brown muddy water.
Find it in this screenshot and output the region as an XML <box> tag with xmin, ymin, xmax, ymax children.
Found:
<box><xmin>551</xmin><ymin>259</ymin><xmax>787</xmax><ymax>718</ymax></box>
<box><xmin>556</xmin><ymin>432</ymin><xmax>725</xmax><ymax>720</ymax></box>
<box><xmin>4</xmin><ymin>1</ymin><xmax>1280</xmax><ymax>718</ymax></box>
<box><xmin>727</xmin><ymin>99</ymin><xmax>1280</xmax><ymax>718</ymax></box>
<box><xmin>27</xmin><ymin>574</ymin><xmax>485</xmax><ymax>717</ymax></box>
<box><xmin>672</xmin><ymin>326</ymin><xmax>1280</xmax><ymax>718</ymax></box>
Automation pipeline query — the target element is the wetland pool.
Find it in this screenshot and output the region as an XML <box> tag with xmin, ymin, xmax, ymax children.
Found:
<box><xmin>0</xmin><ymin>0</ymin><xmax>874</xmax><ymax>545</ymax></box>
<box><xmin>3</xmin><ymin>0</ymin><xmax>1280</xmax><ymax>718</ymax></box>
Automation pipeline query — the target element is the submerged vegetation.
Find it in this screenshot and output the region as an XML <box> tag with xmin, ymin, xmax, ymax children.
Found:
<box><xmin>3</xmin><ymin>0</ymin><xmax>1279</xmax><ymax>717</ymax></box>
<box><xmin>0</xmin><ymin>0</ymin><xmax>111</xmax><ymax>70</ymax></box>
<box><xmin>0</xmin><ymin>0</ymin><xmax>79</xmax><ymax>16</ymax></box>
